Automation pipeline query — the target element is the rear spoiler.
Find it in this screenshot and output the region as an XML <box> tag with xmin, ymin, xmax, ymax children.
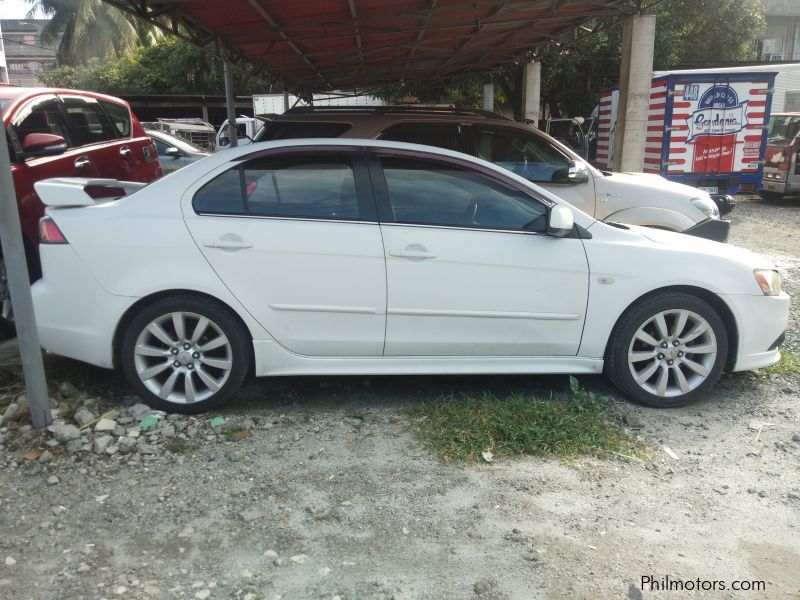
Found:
<box><xmin>33</xmin><ymin>178</ymin><xmax>147</xmax><ymax>208</ymax></box>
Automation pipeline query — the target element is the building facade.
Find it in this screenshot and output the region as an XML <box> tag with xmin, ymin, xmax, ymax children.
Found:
<box><xmin>0</xmin><ymin>19</ymin><xmax>58</xmax><ymax>86</ymax></box>
<box><xmin>757</xmin><ymin>0</ymin><xmax>800</xmax><ymax>62</ymax></box>
<box><xmin>0</xmin><ymin>21</ymin><xmax>8</xmax><ymax>85</ymax></box>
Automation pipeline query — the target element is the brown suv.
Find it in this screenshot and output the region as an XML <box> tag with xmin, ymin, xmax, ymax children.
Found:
<box><xmin>253</xmin><ymin>106</ymin><xmax>730</xmax><ymax>243</ymax></box>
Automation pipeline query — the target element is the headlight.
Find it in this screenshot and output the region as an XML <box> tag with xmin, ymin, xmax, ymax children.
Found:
<box><xmin>690</xmin><ymin>196</ymin><xmax>720</xmax><ymax>219</ymax></box>
<box><xmin>754</xmin><ymin>269</ymin><xmax>781</xmax><ymax>296</ymax></box>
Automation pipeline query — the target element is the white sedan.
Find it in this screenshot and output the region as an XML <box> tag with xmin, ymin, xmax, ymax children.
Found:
<box><xmin>31</xmin><ymin>139</ymin><xmax>789</xmax><ymax>413</ymax></box>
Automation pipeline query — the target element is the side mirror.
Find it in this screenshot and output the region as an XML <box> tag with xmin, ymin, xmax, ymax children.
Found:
<box><xmin>567</xmin><ymin>159</ymin><xmax>589</xmax><ymax>184</ymax></box>
<box><xmin>165</xmin><ymin>146</ymin><xmax>181</xmax><ymax>157</ymax></box>
<box><xmin>22</xmin><ymin>133</ymin><xmax>67</xmax><ymax>157</ymax></box>
<box><xmin>548</xmin><ymin>205</ymin><xmax>574</xmax><ymax>237</ymax></box>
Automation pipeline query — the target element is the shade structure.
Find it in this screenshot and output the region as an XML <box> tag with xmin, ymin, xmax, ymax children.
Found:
<box><xmin>103</xmin><ymin>0</ymin><xmax>643</xmax><ymax>92</ymax></box>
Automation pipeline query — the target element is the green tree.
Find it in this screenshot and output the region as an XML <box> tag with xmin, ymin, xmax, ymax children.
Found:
<box><xmin>39</xmin><ymin>38</ymin><xmax>273</xmax><ymax>95</ymax></box>
<box><xmin>26</xmin><ymin>0</ymin><xmax>159</xmax><ymax>66</ymax></box>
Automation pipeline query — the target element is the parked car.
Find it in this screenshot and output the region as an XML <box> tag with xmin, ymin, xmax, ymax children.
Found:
<box><xmin>1</xmin><ymin>87</ymin><xmax>161</xmax><ymax>326</ymax></box>
<box><xmin>761</xmin><ymin>112</ymin><xmax>800</xmax><ymax>200</ymax></box>
<box><xmin>31</xmin><ymin>139</ymin><xmax>788</xmax><ymax>413</ymax></box>
<box><xmin>147</xmin><ymin>129</ymin><xmax>209</xmax><ymax>174</ymax></box>
<box><xmin>254</xmin><ymin>106</ymin><xmax>729</xmax><ymax>241</ymax></box>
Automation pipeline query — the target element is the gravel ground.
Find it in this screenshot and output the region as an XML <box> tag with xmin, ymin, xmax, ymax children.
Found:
<box><xmin>0</xmin><ymin>197</ymin><xmax>798</xmax><ymax>600</ymax></box>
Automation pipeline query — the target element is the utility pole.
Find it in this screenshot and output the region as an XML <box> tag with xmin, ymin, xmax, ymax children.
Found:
<box><xmin>223</xmin><ymin>58</ymin><xmax>238</xmax><ymax>148</ymax></box>
<box><xmin>0</xmin><ymin>124</ymin><xmax>51</xmax><ymax>428</ymax></box>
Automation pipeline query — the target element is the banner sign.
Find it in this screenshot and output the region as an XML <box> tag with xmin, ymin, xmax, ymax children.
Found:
<box><xmin>685</xmin><ymin>85</ymin><xmax>749</xmax><ymax>142</ymax></box>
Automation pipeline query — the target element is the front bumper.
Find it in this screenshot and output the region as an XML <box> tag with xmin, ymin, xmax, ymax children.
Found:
<box><xmin>683</xmin><ymin>218</ymin><xmax>730</xmax><ymax>243</ymax></box>
<box><xmin>722</xmin><ymin>292</ymin><xmax>791</xmax><ymax>372</ymax></box>
<box><xmin>761</xmin><ymin>179</ymin><xmax>787</xmax><ymax>194</ymax></box>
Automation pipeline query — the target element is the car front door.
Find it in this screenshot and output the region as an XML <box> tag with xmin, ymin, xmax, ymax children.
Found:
<box><xmin>182</xmin><ymin>147</ymin><xmax>387</xmax><ymax>357</ymax></box>
<box><xmin>470</xmin><ymin>125</ymin><xmax>597</xmax><ymax>216</ymax></box>
<box><xmin>370</xmin><ymin>150</ymin><xmax>590</xmax><ymax>357</ymax></box>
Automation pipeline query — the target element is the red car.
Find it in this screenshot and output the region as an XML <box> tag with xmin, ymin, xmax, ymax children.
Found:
<box><xmin>1</xmin><ymin>87</ymin><xmax>161</xmax><ymax>325</ymax></box>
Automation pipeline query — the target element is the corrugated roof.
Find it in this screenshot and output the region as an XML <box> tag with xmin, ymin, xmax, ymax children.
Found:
<box><xmin>103</xmin><ymin>0</ymin><xmax>641</xmax><ymax>91</ymax></box>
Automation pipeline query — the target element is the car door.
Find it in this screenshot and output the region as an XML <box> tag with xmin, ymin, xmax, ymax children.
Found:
<box><xmin>9</xmin><ymin>93</ymin><xmax>100</xmax><ymax>251</ymax></box>
<box><xmin>181</xmin><ymin>147</ymin><xmax>387</xmax><ymax>356</ymax></box>
<box><xmin>469</xmin><ymin>125</ymin><xmax>597</xmax><ymax>216</ymax></box>
<box><xmin>370</xmin><ymin>150</ymin><xmax>590</xmax><ymax>357</ymax></box>
<box><xmin>59</xmin><ymin>94</ymin><xmax>131</xmax><ymax>181</ymax></box>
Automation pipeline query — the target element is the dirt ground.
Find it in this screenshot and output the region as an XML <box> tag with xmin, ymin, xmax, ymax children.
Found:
<box><xmin>0</xmin><ymin>197</ymin><xmax>799</xmax><ymax>600</ymax></box>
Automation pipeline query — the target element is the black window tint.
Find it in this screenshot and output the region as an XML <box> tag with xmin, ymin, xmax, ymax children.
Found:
<box><xmin>381</xmin><ymin>157</ymin><xmax>548</xmax><ymax>231</ymax></box>
<box><xmin>99</xmin><ymin>99</ymin><xmax>131</xmax><ymax>137</ymax></box>
<box><xmin>14</xmin><ymin>97</ymin><xmax>69</xmax><ymax>144</ymax></box>
<box><xmin>474</xmin><ymin>127</ymin><xmax>570</xmax><ymax>183</ymax></box>
<box><xmin>194</xmin><ymin>168</ymin><xmax>245</xmax><ymax>214</ymax></box>
<box><xmin>259</xmin><ymin>121</ymin><xmax>352</xmax><ymax>140</ymax></box>
<box><xmin>243</xmin><ymin>156</ymin><xmax>359</xmax><ymax>219</ymax></box>
<box><xmin>151</xmin><ymin>137</ymin><xmax>169</xmax><ymax>153</ymax></box>
<box><xmin>193</xmin><ymin>155</ymin><xmax>359</xmax><ymax>220</ymax></box>
<box><xmin>61</xmin><ymin>96</ymin><xmax>120</xmax><ymax>146</ymax></box>
<box><xmin>379</xmin><ymin>123</ymin><xmax>463</xmax><ymax>152</ymax></box>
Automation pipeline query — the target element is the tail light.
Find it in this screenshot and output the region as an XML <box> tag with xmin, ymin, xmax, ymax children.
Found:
<box><xmin>39</xmin><ymin>217</ymin><xmax>68</xmax><ymax>244</ymax></box>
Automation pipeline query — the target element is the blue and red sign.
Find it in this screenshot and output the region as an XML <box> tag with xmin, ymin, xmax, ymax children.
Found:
<box><xmin>686</xmin><ymin>85</ymin><xmax>749</xmax><ymax>142</ymax></box>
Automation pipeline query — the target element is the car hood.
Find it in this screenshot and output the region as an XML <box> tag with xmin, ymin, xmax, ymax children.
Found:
<box><xmin>628</xmin><ymin>224</ymin><xmax>774</xmax><ymax>270</ymax></box>
<box><xmin>603</xmin><ymin>172</ymin><xmax>707</xmax><ymax>200</ymax></box>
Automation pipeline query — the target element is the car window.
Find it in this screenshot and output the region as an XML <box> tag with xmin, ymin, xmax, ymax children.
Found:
<box><xmin>151</xmin><ymin>136</ymin><xmax>170</xmax><ymax>154</ymax></box>
<box><xmin>13</xmin><ymin>97</ymin><xmax>69</xmax><ymax>145</ymax></box>
<box><xmin>258</xmin><ymin>121</ymin><xmax>352</xmax><ymax>140</ymax></box>
<box><xmin>378</xmin><ymin>123</ymin><xmax>463</xmax><ymax>152</ymax></box>
<box><xmin>380</xmin><ymin>156</ymin><xmax>548</xmax><ymax>231</ymax></box>
<box><xmin>60</xmin><ymin>96</ymin><xmax>120</xmax><ymax>146</ymax></box>
<box><xmin>473</xmin><ymin>127</ymin><xmax>571</xmax><ymax>183</ymax></box>
<box><xmin>194</xmin><ymin>155</ymin><xmax>360</xmax><ymax>220</ymax></box>
<box><xmin>98</xmin><ymin>99</ymin><xmax>131</xmax><ymax>138</ymax></box>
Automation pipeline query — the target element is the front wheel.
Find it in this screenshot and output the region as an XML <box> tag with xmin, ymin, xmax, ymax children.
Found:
<box><xmin>120</xmin><ymin>296</ymin><xmax>251</xmax><ymax>414</ymax></box>
<box><xmin>605</xmin><ymin>293</ymin><xmax>728</xmax><ymax>408</ymax></box>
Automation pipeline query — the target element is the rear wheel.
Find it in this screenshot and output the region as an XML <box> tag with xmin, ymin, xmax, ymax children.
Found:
<box><xmin>0</xmin><ymin>256</ymin><xmax>13</xmax><ymax>327</ymax></box>
<box><xmin>120</xmin><ymin>296</ymin><xmax>250</xmax><ymax>414</ymax></box>
<box><xmin>605</xmin><ymin>293</ymin><xmax>728</xmax><ymax>408</ymax></box>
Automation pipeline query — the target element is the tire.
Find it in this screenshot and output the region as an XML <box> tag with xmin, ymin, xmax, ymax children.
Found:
<box><xmin>120</xmin><ymin>295</ymin><xmax>251</xmax><ymax>414</ymax></box>
<box><xmin>759</xmin><ymin>191</ymin><xmax>783</xmax><ymax>202</ymax></box>
<box><xmin>605</xmin><ymin>292</ymin><xmax>728</xmax><ymax>408</ymax></box>
<box><xmin>0</xmin><ymin>255</ymin><xmax>14</xmax><ymax>330</ymax></box>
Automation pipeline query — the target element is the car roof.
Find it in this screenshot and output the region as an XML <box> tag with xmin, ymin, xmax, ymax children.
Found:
<box><xmin>1</xmin><ymin>87</ymin><xmax>132</xmax><ymax>123</ymax></box>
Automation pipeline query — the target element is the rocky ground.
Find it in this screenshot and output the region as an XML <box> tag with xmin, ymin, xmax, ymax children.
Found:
<box><xmin>0</xmin><ymin>196</ymin><xmax>798</xmax><ymax>600</ymax></box>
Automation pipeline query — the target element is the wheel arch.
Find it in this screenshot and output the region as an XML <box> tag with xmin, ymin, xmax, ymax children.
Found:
<box><xmin>605</xmin><ymin>285</ymin><xmax>739</xmax><ymax>370</ymax></box>
<box><xmin>112</xmin><ymin>289</ymin><xmax>256</xmax><ymax>371</ymax></box>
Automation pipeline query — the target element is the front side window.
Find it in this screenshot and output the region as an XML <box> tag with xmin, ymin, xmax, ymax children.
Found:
<box><xmin>61</xmin><ymin>96</ymin><xmax>120</xmax><ymax>146</ymax></box>
<box><xmin>473</xmin><ymin>127</ymin><xmax>571</xmax><ymax>183</ymax></box>
<box><xmin>381</xmin><ymin>157</ymin><xmax>548</xmax><ymax>231</ymax></box>
<box><xmin>13</xmin><ymin>97</ymin><xmax>69</xmax><ymax>145</ymax></box>
<box><xmin>194</xmin><ymin>154</ymin><xmax>360</xmax><ymax>221</ymax></box>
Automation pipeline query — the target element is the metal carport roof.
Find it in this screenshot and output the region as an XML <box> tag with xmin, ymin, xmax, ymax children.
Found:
<box><xmin>104</xmin><ymin>0</ymin><xmax>644</xmax><ymax>92</ymax></box>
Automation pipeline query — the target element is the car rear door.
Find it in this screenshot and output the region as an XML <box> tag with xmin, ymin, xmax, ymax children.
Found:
<box><xmin>181</xmin><ymin>147</ymin><xmax>387</xmax><ymax>357</ymax></box>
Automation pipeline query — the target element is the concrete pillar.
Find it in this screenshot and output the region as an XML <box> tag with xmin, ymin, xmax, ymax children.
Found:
<box><xmin>521</xmin><ymin>61</ymin><xmax>541</xmax><ymax>126</ymax></box>
<box><xmin>482</xmin><ymin>83</ymin><xmax>494</xmax><ymax>111</ymax></box>
<box><xmin>201</xmin><ymin>103</ymin><xmax>209</xmax><ymax>123</ymax></box>
<box><xmin>612</xmin><ymin>13</ymin><xmax>656</xmax><ymax>172</ymax></box>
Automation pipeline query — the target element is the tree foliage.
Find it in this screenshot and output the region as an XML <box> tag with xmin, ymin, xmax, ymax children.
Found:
<box><xmin>39</xmin><ymin>38</ymin><xmax>273</xmax><ymax>95</ymax></box>
<box><xmin>26</xmin><ymin>0</ymin><xmax>159</xmax><ymax>66</ymax></box>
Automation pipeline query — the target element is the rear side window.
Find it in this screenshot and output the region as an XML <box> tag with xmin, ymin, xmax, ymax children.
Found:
<box><xmin>259</xmin><ymin>121</ymin><xmax>352</xmax><ymax>140</ymax></box>
<box><xmin>379</xmin><ymin>123</ymin><xmax>464</xmax><ymax>153</ymax></box>
<box><xmin>194</xmin><ymin>154</ymin><xmax>360</xmax><ymax>220</ymax></box>
<box><xmin>61</xmin><ymin>96</ymin><xmax>120</xmax><ymax>145</ymax></box>
<box><xmin>99</xmin><ymin>99</ymin><xmax>131</xmax><ymax>138</ymax></box>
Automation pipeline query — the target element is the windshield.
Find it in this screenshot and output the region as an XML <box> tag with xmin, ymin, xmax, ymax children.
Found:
<box><xmin>767</xmin><ymin>115</ymin><xmax>800</xmax><ymax>145</ymax></box>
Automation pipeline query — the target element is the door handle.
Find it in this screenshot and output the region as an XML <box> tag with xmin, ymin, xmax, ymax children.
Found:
<box><xmin>74</xmin><ymin>157</ymin><xmax>92</xmax><ymax>170</ymax></box>
<box><xmin>389</xmin><ymin>249</ymin><xmax>437</xmax><ymax>259</ymax></box>
<box><xmin>201</xmin><ymin>240</ymin><xmax>253</xmax><ymax>250</ymax></box>
<box><xmin>119</xmin><ymin>146</ymin><xmax>132</xmax><ymax>158</ymax></box>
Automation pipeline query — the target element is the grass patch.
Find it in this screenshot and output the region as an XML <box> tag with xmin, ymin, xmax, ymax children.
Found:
<box><xmin>163</xmin><ymin>438</ymin><xmax>195</xmax><ymax>454</ymax></box>
<box><xmin>406</xmin><ymin>377</ymin><xmax>643</xmax><ymax>463</ymax></box>
<box><xmin>764</xmin><ymin>348</ymin><xmax>800</xmax><ymax>378</ymax></box>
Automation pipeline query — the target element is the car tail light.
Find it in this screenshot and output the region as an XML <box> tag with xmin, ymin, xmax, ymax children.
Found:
<box><xmin>39</xmin><ymin>217</ymin><xmax>68</xmax><ymax>244</ymax></box>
